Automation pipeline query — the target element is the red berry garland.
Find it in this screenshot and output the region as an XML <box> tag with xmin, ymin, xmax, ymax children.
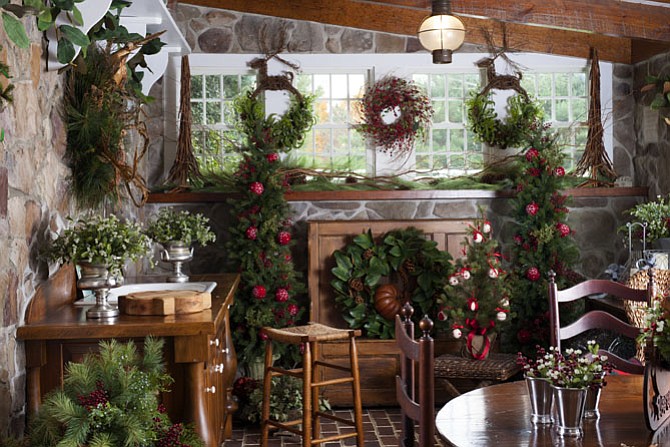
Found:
<box><xmin>357</xmin><ymin>76</ymin><xmax>433</xmax><ymax>156</ymax></box>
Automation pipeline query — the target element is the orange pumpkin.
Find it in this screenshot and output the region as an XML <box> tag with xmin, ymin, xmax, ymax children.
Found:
<box><xmin>374</xmin><ymin>284</ymin><xmax>402</xmax><ymax>320</ymax></box>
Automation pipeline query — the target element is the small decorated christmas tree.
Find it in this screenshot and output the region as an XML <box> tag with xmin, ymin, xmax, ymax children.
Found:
<box><xmin>227</xmin><ymin>89</ymin><xmax>316</xmax><ymax>371</ymax></box>
<box><xmin>438</xmin><ymin>213</ymin><xmax>512</xmax><ymax>359</ymax></box>
<box><xmin>505</xmin><ymin>124</ymin><xmax>581</xmax><ymax>354</ymax></box>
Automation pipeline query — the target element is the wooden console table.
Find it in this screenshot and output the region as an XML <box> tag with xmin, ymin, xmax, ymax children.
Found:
<box><xmin>16</xmin><ymin>265</ymin><xmax>239</xmax><ymax>447</ymax></box>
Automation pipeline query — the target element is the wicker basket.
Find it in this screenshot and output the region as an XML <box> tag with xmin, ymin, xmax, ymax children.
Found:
<box><xmin>625</xmin><ymin>269</ymin><xmax>670</xmax><ymax>362</ymax></box>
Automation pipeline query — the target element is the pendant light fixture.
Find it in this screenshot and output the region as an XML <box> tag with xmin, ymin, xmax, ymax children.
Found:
<box><xmin>417</xmin><ymin>0</ymin><xmax>465</xmax><ymax>64</ymax></box>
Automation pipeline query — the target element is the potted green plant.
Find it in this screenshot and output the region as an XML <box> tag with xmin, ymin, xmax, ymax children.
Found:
<box><xmin>145</xmin><ymin>208</ymin><xmax>216</xmax><ymax>282</ymax></box>
<box><xmin>45</xmin><ymin>214</ymin><xmax>151</xmax><ymax>277</ymax></box>
<box><xmin>621</xmin><ymin>194</ymin><xmax>670</xmax><ymax>248</ymax></box>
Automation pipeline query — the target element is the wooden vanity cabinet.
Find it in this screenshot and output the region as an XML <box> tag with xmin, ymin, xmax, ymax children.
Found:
<box><xmin>17</xmin><ymin>266</ymin><xmax>239</xmax><ymax>447</ymax></box>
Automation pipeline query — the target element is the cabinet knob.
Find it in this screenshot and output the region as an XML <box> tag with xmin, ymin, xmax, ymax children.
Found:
<box><xmin>214</xmin><ymin>363</ymin><xmax>224</xmax><ymax>373</ymax></box>
<box><xmin>221</xmin><ymin>348</ymin><xmax>228</xmax><ymax>354</ymax></box>
<box><xmin>205</xmin><ymin>386</ymin><xmax>216</xmax><ymax>394</ymax></box>
<box><xmin>210</xmin><ymin>338</ymin><xmax>220</xmax><ymax>347</ymax></box>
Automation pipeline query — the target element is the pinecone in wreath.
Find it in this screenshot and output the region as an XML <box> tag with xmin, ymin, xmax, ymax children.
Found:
<box><xmin>403</xmin><ymin>259</ymin><xmax>416</xmax><ymax>273</ymax></box>
<box><xmin>363</xmin><ymin>249</ymin><xmax>374</xmax><ymax>260</ymax></box>
<box><xmin>349</xmin><ymin>278</ymin><xmax>364</xmax><ymax>292</ymax></box>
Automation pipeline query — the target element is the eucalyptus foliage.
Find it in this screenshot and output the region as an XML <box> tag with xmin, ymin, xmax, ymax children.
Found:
<box><xmin>144</xmin><ymin>208</ymin><xmax>216</xmax><ymax>246</ymax></box>
<box><xmin>44</xmin><ymin>214</ymin><xmax>151</xmax><ymax>276</ymax></box>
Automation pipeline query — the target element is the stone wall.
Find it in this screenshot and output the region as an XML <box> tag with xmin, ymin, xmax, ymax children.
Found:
<box><xmin>633</xmin><ymin>53</ymin><xmax>670</xmax><ymax>196</ymax></box>
<box><xmin>144</xmin><ymin>191</ymin><xmax>646</xmax><ymax>289</ymax></box>
<box><xmin>0</xmin><ymin>24</ymin><xmax>73</xmax><ymax>436</ymax></box>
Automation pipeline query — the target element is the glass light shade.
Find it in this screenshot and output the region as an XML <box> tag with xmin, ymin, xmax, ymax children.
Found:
<box><xmin>417</xmin><ymin>14</ymin><xmax>465</xmax><ymax>64</ymax></box>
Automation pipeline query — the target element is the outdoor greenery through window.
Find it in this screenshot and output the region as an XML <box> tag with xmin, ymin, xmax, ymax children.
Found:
<box><xmin>183</xmin><ymin>54</ymin><xmax>611</xmax><ymax>180</ymax></box>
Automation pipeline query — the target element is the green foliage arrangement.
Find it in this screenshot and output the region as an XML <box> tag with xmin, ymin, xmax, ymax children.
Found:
<box><xmin>145</xmin><ymin>208</ymin><xmax>216</xmax><ymax>247</ymax></box>
<box><xmin>227</xmin><ymin>88</ymin><xmax>316</xmax><ymax>370</ymax></box>
<box><xmin>466</xmin><ymin>91</ymin><xmax>543</xmax><ymax>149</ymax></box>
<box><xmin>619</xmin><ymin>194</ymin><xmax>670</xmax><ymax>244</ymax></box>
<box><xmin>28</xmin><ymin>337</ymin><xmax>203</xmax><ymax>447</ymax></box>
<box><xmin>330</xmin><ymin>227</ymin><xmax>454</xmax><ymax>338</ymax></box>
<box><xmin>438</xmin><ymin>213</ymin><xmax>512</xmax><ymax>358</ymax></box>
<box><xmin>0</xmin><ymin>0</ymin><xmax>88</xmax><ymax>108</ymax></box>
<box><xmin>63</xmin><ymin>1</ymin><xmax>164</xmax><ymax>209</ymax></box>
<box><xmin>641</xmin><ymin>74</ymin><xmax>670</xmax><ymax>126</ymax></box>
<box><xmin>639</xmin><ymin>297</ymin><xmax>670</xmax><ymax>366</ymax></box>
<box><xmin>505</xmin><ymin>123</ymin><xmax>582</xmax><ymax>355</ymax></box>
<box><xmin>357</xmin><ymin>76</ymin><xmax>433</xmax><ymax>156</ymax></box>
<box><xmin>45</xmin><ymin>214</ymin><xmax>151</xmax><ymax>276</ymax></box>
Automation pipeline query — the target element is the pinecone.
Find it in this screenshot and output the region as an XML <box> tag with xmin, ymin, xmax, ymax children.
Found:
<box><xmin>363</xmin><ymin>249</ymin><xmax>374</xmax><ymax>260</ymax></box>
<box><xmin>354</xmin><ymin>293</ymin><xmax>364</xmax><ymax>304</ymax></box>
<box><xmin>349</xmin><ymin>278</ymin><xmax>364</xmax><ymax>292</ymax></box>
<box><xmin>403</xmin><ymin>259</ymin><xmax>416</xmax><ymax>273</ymax></box>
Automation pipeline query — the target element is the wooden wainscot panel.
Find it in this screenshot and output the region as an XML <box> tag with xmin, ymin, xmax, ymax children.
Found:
<box><xmin>307</xmin><ymin>219</ymin><xmax>468</xmax><ymax>406</ymax></box>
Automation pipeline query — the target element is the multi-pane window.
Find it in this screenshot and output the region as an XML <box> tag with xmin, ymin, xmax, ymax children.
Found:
<box><xmin>190</xmin><ymin>72</ymin><xmax>256</xmax><ymax>173</ymax></box>
<box><xmin>182</xmin><ymin>54</ymin><xmax>609</xmax><ymax>179</ymax></box>
<box><xmin>521</xmin><ymin>70</ymin><xmax>589</xmax><ymax>170</ymax></box>
<box><xmin>290</xmin><ymin>72</ymin><xmax>368</xmax><ymax>173</ymax></box>
<box><xmin>413</xmin><ymin>73</ymin><xmax>482</xmax><ymax>176</ymax></box>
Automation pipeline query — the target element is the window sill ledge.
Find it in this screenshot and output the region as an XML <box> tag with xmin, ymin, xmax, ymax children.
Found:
<box><xmin>147</xmin><ymin>187</ymin><xmax>648</xmax><ymax>203</ymax></box>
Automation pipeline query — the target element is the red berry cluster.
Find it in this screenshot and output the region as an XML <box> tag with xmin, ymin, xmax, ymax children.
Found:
<box><xmin>77</xmin><ymin>381</ymin><xmax>109</xmax><ymax>411</ymax></box>
<box><xmin>156</xmin><ymin>423</ymin><xmax>189</xmax><ymax>447</ymax></box>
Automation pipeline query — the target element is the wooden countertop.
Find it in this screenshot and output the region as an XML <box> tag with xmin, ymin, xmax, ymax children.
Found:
<box><xmin>16</xmin><ymin>270</ymin><xmax>239</xmax><ymax>340</ymax></box>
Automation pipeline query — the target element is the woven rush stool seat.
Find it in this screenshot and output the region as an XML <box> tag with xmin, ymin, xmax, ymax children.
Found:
<box><xmin>434</xmin><ymin>352</ymin><xmax>522</xmax><ymax>397</ymax></box>
<box><xmin>260</xmin><ymin>323</ymin><xmax>364</xmax><ymax>447</ymax></box>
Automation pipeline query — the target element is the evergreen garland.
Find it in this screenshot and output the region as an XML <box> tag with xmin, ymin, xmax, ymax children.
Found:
<box><xmin>227</xmin><ymin>92</ymin><xmax>316</xmax><ymax>369</ymax></box>
<box><xmin>504</xmin><ymin>124</ymin><xmax>583</xmax><ymax>355</ymax></box>
<box><xmin>28</xmin><ymin>337</ymin><xmax>203</xmax><ymax>447</ymax></box>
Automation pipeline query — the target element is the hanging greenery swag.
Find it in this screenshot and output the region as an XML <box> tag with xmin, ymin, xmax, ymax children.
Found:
<box><xmin>330</xmin><ymin>227</ymin><xmax>454</xmax><ymax>339</ymax></box>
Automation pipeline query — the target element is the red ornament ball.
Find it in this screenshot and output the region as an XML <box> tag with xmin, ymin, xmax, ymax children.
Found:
<box><xmin>288</xmin><ymin>303</ymin><xmax>299</xmax><ymax>316</ymax></box>
<box><xmin>526</xmin><ymin>267</ymin><xmax>541</xmax><ymax>281</ymax></box>
<box><xmin>275</xmin><ymin>288</ymin><xmax>289</xmax><ymax>302</ymax></box>
<box><xmin>252</xmin><ymin>285</ymin><xmax>267</xmax><ymax>299</ymax></box>
<box><xmin>556</xmin><ymin>222</ymin><xmax>571</xmax><ymax>237</ymax></box>
<box><xmin>278</xmin><ymin>231</ymin><xmax>291</xmax><ymax>245</ymax></box>
<box><xmin>525</xmin><ymin>202</ymin><xmax>539</xmax><ymax>216</ymax></box>
<box><xmin>554</xmin><ymin>166</ymin><xmax>566</xmax><ymax>177</ymax></box>
<box><xmin>525</xmin><ymin>148</ymin><xmax>539</xmax><ymax>161</ymax></box>
<box><xmin>267</xmin><ymin>153</ymin><xmax>279</xmax><ymax>163</ymax></box>
<box><xmin>250</xmin><ymin>182</ymin><xmax>264</xmax><ymax>195</ymax></box>
<box><xmin>245</xmin><ymin>226</ymin><xmax>258</xmax><ymax>240</ymax></box>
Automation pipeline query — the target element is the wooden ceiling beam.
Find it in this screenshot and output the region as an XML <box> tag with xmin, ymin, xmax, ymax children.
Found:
<box><xmin>185</xmin><ymin>0</ymin><xmax>639</xmax><ymax>63</ymax></box>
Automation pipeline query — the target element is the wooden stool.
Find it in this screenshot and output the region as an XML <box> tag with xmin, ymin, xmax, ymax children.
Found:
<box><xmin>260</xmin><ymin>323</ymin><xmax>364</xmax><ymax>447</ymax></box>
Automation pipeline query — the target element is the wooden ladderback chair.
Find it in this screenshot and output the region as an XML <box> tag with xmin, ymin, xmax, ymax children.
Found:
<box><xmin>395</xmin><ymin>303</ymin><xmax>434</xmax><ymax>447</ymax></box>
<box><xmin>548</xmin><ymin>269</ymin><xmax>655</xmax><ymax>374</ymax></box>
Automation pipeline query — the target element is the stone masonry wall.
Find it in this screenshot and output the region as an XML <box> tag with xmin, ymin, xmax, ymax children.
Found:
<box><xmin>633</xmin><ymin>53</ymin><xmax>670</xmax><ymax>197</ymax></box>
<box><xmin>0</xmin><ymin>23</ymin><xmax>73</xmax><ymax>436</ymax></box>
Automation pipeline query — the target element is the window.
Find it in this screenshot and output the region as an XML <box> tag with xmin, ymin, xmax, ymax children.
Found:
<box><xmin>169</xmin><ymin>53</ymin><xmax>612</xmax><ymax>179</ymax></box>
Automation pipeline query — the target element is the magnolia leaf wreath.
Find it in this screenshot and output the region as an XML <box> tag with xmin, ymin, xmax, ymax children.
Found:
<box><xmin>357</xmin><ymin>76</ymin><xmax>434</xmax><ymax>156</ymax></box>
<box><xmin>330</xmin><ymin>227</ymin><xmax>453</xmax><ymax>339</ymax></box>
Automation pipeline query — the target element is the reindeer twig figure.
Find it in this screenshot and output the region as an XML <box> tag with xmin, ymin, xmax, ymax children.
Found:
<box><xmin>476</xmin><ymin>29</ymin><xmax>528</xmax><ymax>99</ymax></box>
<box><xmin>248</xmin><ymin>25</ymin><xmax>303</xmax><ymax>101</ymax></box>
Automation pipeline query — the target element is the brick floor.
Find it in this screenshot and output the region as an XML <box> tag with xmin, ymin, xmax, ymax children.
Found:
<box><xmin>223</xmin><ymin>408</ymin><xmax>446</xmax><ymax>446</ymax></box>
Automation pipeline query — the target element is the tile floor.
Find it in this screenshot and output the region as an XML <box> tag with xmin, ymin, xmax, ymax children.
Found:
<box><xmin>223</xmin><ymin>407</ymin><xmax>447</xmax><ymax>446</ymax></box>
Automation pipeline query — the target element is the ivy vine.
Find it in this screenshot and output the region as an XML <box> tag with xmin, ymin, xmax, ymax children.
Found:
<box><xmin>330</xmin><ymin>227</ymin><xmax>454</xmax><ymax>338</ymax></box>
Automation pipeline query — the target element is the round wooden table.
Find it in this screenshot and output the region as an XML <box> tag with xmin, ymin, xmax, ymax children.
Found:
<box><xmin>436</xmin><ymin>375</ymin><xmax>658</xmax><ymax>447</ymax></box>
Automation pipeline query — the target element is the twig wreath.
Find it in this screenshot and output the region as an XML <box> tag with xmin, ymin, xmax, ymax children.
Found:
<box><xmin>357</xmin><ymin>76</ymin><xmax>433</xmax><ymax>156</ymax></box>
<box><xmin>466</xmin><ymin>56</ymin><xmax>543</xmax><ymax>149</ymax></box>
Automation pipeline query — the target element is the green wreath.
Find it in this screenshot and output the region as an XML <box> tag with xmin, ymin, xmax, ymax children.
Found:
<box><xmin>466</xmin><ymin>91</ymin><xmax>543</xmax><ymax>150</ymax></box>
<box><xmin>234</xmin><ymin>91</ymin><xmax>316</xmax><ymax>152</ymax></box>
<box><xmin>330</xmin><ymin>227</ymin><xmax>454</xmax><ymax>338</ymax></box>
<box><xmin>357</xmin><ymin>76</ymin><xmax>433</xmax><ymax>156</ymax></box>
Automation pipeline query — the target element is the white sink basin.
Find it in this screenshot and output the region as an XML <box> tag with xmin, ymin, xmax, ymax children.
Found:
<box><xmin>74</xmin><ymin>281</ymin><xmax>217</xmax><ymax>306</ymax></box>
